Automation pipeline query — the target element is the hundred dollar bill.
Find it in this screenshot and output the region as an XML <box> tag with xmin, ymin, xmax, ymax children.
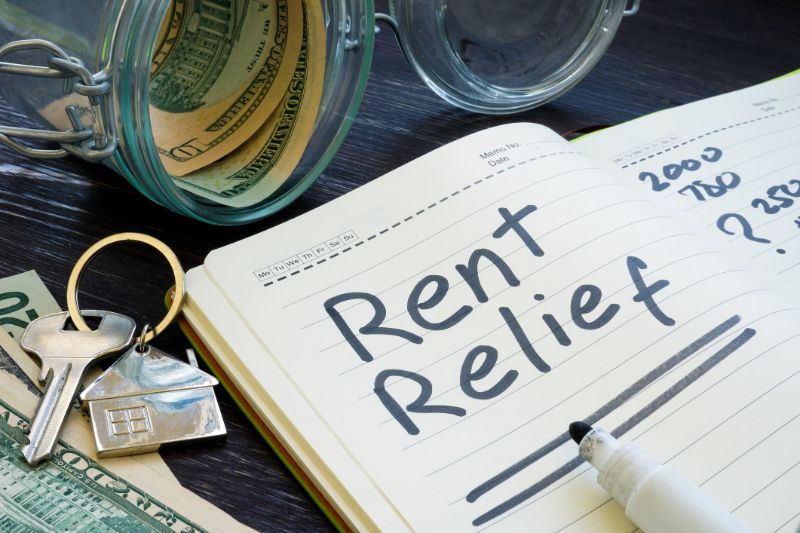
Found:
<box><xmin>151</xmin><ymin>0</ymin><xmax>284</xmax><ymax>112</ymax></box>
<box><xmin>175</xmin><ymin>0</ymin><xmax>325</xmax><ymax>207</ymax></box>
<box><xmin>150</xmin><ymin>0</ymin><xmax>185</xmax><ymax>77</ymax></box>
<box><xmin>0</xmin><ymin>271</ymin><xmax>179</xmax><ymax>482</ymax></box>
<box><xmin>151</xmin><ymin>0</ymin><xmax>304</xmax><ymax>176</ymax></box>
<box><xmin>0</xmin><ymin>368</ymin><xmax>253</xmax><ymax>532</ymax></box>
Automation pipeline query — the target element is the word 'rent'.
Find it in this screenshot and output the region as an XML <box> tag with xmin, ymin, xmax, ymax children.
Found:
<box><xmin>324</xmin><ymin>205</ymin><xmax>675</xmax><ymax>435</ymax></box>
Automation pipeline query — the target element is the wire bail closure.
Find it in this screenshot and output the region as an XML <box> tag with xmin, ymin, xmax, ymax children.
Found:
<box><xmin>66</xmin><ymin>233</ymin><xmax>186</xmax><ymax>346</ymax></box>
<box><xmin>0</xmin><ymin>38</ymin><xmax>117</xmax><ymax>161</ymax></box>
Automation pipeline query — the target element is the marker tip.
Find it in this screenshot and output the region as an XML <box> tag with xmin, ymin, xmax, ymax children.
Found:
<box><xmin>569</xmin><ymin>421</ymin><xmax>593</xmax><ymax>444</ymax></box>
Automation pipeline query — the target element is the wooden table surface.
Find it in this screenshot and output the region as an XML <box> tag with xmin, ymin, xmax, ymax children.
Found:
<box><xmin>0</xmin><ymin>0</ymin><xmax>798</xmax><ymax>530</ymax></box>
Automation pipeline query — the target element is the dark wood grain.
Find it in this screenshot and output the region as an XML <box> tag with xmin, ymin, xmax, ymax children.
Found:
<box><xmin>0</xmin><ymin>0</ymin><xmax>798</xmax><ymax>530</ymax></box>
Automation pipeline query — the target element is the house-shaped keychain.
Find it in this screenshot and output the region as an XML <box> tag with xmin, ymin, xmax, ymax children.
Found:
<box><xmin>80</xmin><ymin>345</ymin><xmax>226</xmax><ymax>457</ymax></box>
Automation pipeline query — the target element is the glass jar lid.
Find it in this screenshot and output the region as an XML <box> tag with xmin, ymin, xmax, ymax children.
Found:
<box><xmin>388</xmin><ymin>0</ymin><xmax>637</xmax><ymax>114</ymax></box>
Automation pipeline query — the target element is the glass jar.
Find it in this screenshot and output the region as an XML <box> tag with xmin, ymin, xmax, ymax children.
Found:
<box><xmin>388</xmin><ymin>0</ymin><xmax>638</xmax><ymax>114</ymax></box>
<box><xmin>0</xmin><ymin>0</ymin><xmax>637</xmax><ymax>225</ymax></box>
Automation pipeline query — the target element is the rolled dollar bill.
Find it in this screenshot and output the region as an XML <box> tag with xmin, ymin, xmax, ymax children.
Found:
<box><xmin>150</xmin><ymin>0</ymin><xmax>185</xmax><ymax>76</ymax></box>
<box><xmin>151</xmin><ymin>0</ymin><xmax>303</xmax><ymax>176</ymax></box>
<box><xmin>175</xmin><ymin>0</ymin><xmax>325</xmax><ymax>207</ymax></box>
<box><xmin>152</xmin><ymin>0</ymin><xmax>279</xmax><ymax>112</ymax></box>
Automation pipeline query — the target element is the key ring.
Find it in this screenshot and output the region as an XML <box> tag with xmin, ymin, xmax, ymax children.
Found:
<box><xmin>66</xmin><ymin>232</ymin><xmax>185</xmax><ymax>345</ymax></box>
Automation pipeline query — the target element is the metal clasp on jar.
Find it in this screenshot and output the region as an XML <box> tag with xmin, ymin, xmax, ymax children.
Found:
<box><xmin>0</xmin><ymin>38</ymin><xmax>116</xmax><ymax>161</ymax></box>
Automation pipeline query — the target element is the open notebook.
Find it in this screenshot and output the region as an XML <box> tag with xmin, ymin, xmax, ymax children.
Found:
<box><xmin>183</xmin><ymin>71</ymin><xmax>800</xmax><ymax>532</ymax></box>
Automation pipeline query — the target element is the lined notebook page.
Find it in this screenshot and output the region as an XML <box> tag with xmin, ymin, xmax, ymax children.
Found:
<box><xmin>578</xmin><ymin>72</ymin><xmax>800</xmax><ymax>299</ymax></box>
<box><xmin>200</xmin><ymin>123</ymin><xmax>800</xmax><ymax>531</ymax></box>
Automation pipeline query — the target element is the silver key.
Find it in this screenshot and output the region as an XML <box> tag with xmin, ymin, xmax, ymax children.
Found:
<box><xmin>19</xmin><ymin>310</ymin><xmax>135</xmax><ymax>465</ymax></box>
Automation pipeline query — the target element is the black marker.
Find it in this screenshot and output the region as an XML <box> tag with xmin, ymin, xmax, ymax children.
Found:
<box><xmin>569</xmin><ymin>422</ymin><xmax>749</xmax><ymax>533</ymax></box>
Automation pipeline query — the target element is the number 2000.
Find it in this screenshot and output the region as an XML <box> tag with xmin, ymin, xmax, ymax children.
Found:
<box><xmin>638</xmin><ymin>147</ymin><xmax>723</xmax><ymax>192</ymax></box>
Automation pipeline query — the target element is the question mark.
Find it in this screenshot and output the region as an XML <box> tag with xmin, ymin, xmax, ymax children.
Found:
<box><xmin>716</xmin><ymin>213</ymin><xmax>771</xmax><ymax>244</ymax></box>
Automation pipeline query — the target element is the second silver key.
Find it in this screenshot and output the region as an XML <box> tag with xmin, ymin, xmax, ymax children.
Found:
<box><xmin>19</xmin><ymin>310</ymin><xmax>135</xmax><ymax>465</ymax></box>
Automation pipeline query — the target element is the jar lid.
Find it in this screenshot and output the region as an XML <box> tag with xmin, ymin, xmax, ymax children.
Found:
<box><xmin>389</xmin><ymin>0</ymin><xmax>636</xmax><ymax>114</ymax></box>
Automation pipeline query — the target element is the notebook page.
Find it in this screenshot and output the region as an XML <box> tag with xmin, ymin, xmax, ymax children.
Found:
<box><xmin>184</xmin><ymin>267</ymin><xmax>397</xmax><ymax>530</ymax></box>
<box><xmin>201</xmin><ymin>123</ymin><xmax>800</xmax><ymax>531</ymax></box>
<box><xmin>577</xmin><ymin>72</ymin><xmax>800</xmax><ymax>299</ymax></box>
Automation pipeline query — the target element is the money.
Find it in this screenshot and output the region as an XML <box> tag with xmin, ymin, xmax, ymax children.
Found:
<box><xmin>0</xmin><ymin>338</ymin><xmax>39</xmax><ymax>395</ymax></box>
<box><xmin>151</xmin><ymin>0</ymin><xmax>186</xmax><ymax>77</ymax></box>
<box><xmin>0</xmin><ymin>270</ymin><xmax>60</xmax><ymax>339</ymax></box>
<box><xmin>0</xmin><ymin>270</ymin><xmax>60</xmax><ymax>385</ymax></box>
<box><xmin>0</xmin><ymin>366</ymin><xmax>253</xmax><ymax>532</ymax></box>
<box><xmin>37</xmin><ymin>0</ymin><xmax>327</xmax><ymax>209</ymax></box>
<box><xmin>174</xmin><ymin>0</ymin><xmax>325</xmax><ymax>207</ymax></box>
<box><xmin>151</xmin><ymin>0</ymin><xmax>304</xmax><ymax>176</ymax></box>
<box><xmin>0</xmin><ymin>270</ymin><xmax>181</xmax><ymax>482</ymax></box>
<box><xmin>0</xmin><ymin>327</ymin><xmax>183</xmax><ymax>482</ymax></box>
<box><xmin>0</xmin><ymin>336</ymin><xmax>167</xmax><ymax>476</ymax></box>
<box><xmin>152</xmin><ymin>0</ymin><xmax>284</xmax><ymax>112</ymax></box>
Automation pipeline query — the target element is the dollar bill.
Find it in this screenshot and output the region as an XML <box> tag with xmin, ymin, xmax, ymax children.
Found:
<box><xmin>0</xmin><ymin>270</ymin><xmax>60</xmax><ymax>339</ymax></box>
<box><xmin>151</xmin><ymin>0</ymin><xmax>304</xmax><ymax>176</ymax></box>
<box><xmin>175</xmin><ymin>0</ymin><xmax>325</xmax><ymax>207</ymax></box>
<box><xmin>0</xmin><ymin>367</ymin><xmax>253</xmax><ymax>532</ymax></box>
<box><xmin>151</xmin><ymin>0</ymin><xmax>282</xmax><ymax>112</ymax></box>
<box><xmin>0</xmin><ymin>271</ymin><xmax>180</xmax><ymax>482</ymax></box>
<box><xmin>0</xmin><ymin>270</ymin><xmax>60</xmax><ymax>386</ymax></box>
<box><xmin>0</xmin><ymin>337</ymin><xmax>173</xmax><ymax>484</ymax></box>
<box><xmin>151</xmin><ymin>0</ymin><xmax>186</xmax><ymax>77</ymax></box>
<box><xmin>0</xmin><ymin>339</ymin><xmax>38</xmax><ymax>395</ymax></box>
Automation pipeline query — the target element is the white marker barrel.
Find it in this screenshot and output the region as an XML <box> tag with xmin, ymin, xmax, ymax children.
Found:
<box><xmin>579</xmin><ymin>428</ymin><xmax>750</xmax><ymax>533</ymax></box>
